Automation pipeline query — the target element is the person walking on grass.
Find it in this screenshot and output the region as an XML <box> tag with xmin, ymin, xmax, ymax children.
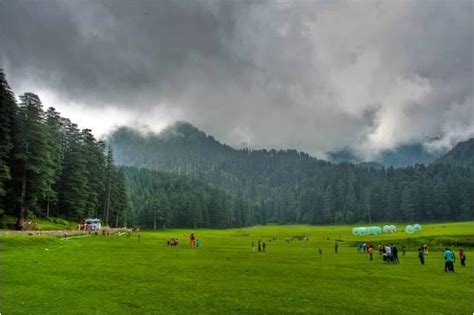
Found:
<box><xmin>459</xmin><ymin>249</ymin><xmax>466</xmax><ymax>267</ymax></box>
<box><xmin>385</xmin><ymin>245</ymin><xmax>392</xmax><ymax>263</ymax></box>
<box><xmin>444</xmin><ymin>248</ymin><xmax>455</xmax><ymax>272</ymax></box>
<box><xmin>368</xmin><ymin>245</ymin><xmax>374</xmax><ymax>261</ymax></box>
<box><xmin>262</xmin><ymin>242</ymin><xmax>266</xmax><ymax>252</ymax></box>
<box><xmin>418</xmin><ymin>246</ymin><xmax>425</xmax><ymax>265</ymax></box>
<box><xmin>402</xmin><ymin>246</ymin><xmax>406</xmax><ymax>256</ymax></box>
<box><xmin>335</xmin><ymin>241</ymin><xmax>339</xmax><ymax>254</ymax></box>
<box><xmin>189</xmin><ymin>233</ymin><xmax>196</xmax><ymax>249</ymax></box>
<box><xmin>258</xmin><ymin>239</ymin><xmax>262</xmax><ymax>252</ymax></box>
<box><xmin>392</xmin><ymin>245</ymin><xmax>399</xmax><ymax>264</ymax></box>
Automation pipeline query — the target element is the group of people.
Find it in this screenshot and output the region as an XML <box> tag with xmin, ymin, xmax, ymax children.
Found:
<box><xmin>440</xmin><ymin>248</ymin><xmax>466</xmax><ymax>272</ymax></box>
<box><xmin>189</xmin><ymin>233</ymin><xmax>201</xmax><ymax>249</ymax></box>
<box><xmin>378</xmin><ymin>244</ymin><xmax>399</xmax><ymax>263</ymax></box>
<box><xmin>166</xmin><ymin>233</ymin><xmax>201</xmax><ymax>248</ymax></box>
<box><xmin>166</xmin><ymin>238</ymin><xmax>179</xmax><ymax>246</ymax></box>
<box><xmin>252</xmin><ymin>239</ymin><xmax>267</xmax><ymax>252</ymax></box>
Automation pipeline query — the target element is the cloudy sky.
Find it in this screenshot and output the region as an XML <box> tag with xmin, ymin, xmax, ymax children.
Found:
<box><xmin>1</xmin><ymin>0</ymin><xmax>473</xmax><ymax>159</ymax></box>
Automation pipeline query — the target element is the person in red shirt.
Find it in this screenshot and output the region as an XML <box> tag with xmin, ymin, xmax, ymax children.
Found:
<box><xmin>459</xmin><ymin>249</ymin><xmax>466</xmax><ymax>267</ymax></box>
<box><xmin>189</xmin><ymin>233</ymin><xmax>196</xmax><ymax>249</ymax></box>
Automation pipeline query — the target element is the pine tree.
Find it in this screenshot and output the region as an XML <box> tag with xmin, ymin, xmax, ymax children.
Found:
<box><xmin>0</xmin><ymin>69</ymin><xmax>17</xmax><ymax>215</ymax></box>
<box><xmin>57</xmin><ymin>122</ymin><xmax>88</xmax><ymax>219</ymax></box>
<box><xmin>323</xmin><ymin>186</ymin><xmax>335</xmax><ymax>224</ymax></box>
<box><xmin>400</xmin><ymin>185</ymin><xmax>416</xmax><ymax>221</ymax></box>
<box><xmin>109</xmin><ymin>168</ymin><xmax>130</xmax><ymax>227</ymax></box>
<box><xmin>102</xmin><ymin>146</ymin><xmax>114</xmax><ymax>225</ymax></box>
<box><xmin>44</xmin><ymin>107</ymin><xmax>65</xmax><ymax>217</ymax></box>
<box><xmin>433</xmin><ymin>181</ymin><xmax>450</xmax><ymax>220</ymax></box>
<box><xmin>8</xmin><ymin>93</ymin><xmax>54</xmax><ymax>228</ymax></box>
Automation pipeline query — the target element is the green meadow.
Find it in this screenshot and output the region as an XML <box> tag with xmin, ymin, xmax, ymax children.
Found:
<box><xmin>1</xmin><ymin>222</ymin><xmax>473</xmax><ymax>314</ymax></box>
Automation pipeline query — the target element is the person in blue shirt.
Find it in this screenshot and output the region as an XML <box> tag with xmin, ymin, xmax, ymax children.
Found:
<box><xmin>444</xmin><ymin>248</ymin><xmax>455</xmax><ymax>272</ymax></box>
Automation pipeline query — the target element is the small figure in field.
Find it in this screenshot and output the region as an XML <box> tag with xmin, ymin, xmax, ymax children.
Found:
<box><xmin>262</xmin><ymin>242</ymin><xmax>266</xmax><ymax>252</ymax></box>
<box><xmin>444</xmin><ymin>248</ymin><xmax>455</xmax><ymax>272</ymax></box>
<box><xmin>378</xmin><ymin>244</ymin><xmax>384</xmax><ymax>255</ymax></box>
<box><xmin>423</xmin><ymin>243</ymin><xmax>428</xmax><ymax>254</ymax></box>
<box><xmin>189</xmin><ymin>233</ymin><xmax>196</xmax><ymax>249</ymax></box>
<box><xmin>392</xmin><ymin>245</ymin><xmax>399</xmax><ymax>264</ymax></box>
<box><xmin>418</xmin><ymin>246</ymin><xmax>425</xmax><ymax>265</ymax></box>
<box><xmin>368</xmin><ymin>245</ymin><xmax>374</xmax><ymax>261</ymax></box>
<box><xmin>362</xmin><ymin>243</ymin><xmax>367</xmax><ymax>253</ymax></box>
<box><xmin>258</xmin><ymin>239</ymin><xmax>262</xmax><ymax>252</ymax></box>
<box><xmin>318</xmin><ymin>248</ymin><xmax>323</xmax><ymax>256</ymax></box>
<box><xmin>459</xmin><ymin>249</ymin><xmax>466</xmax><ymax>267</ymax></box>
<box><xmin>252</xmin><ymin>241</ymin><xmax>256</xmax><ymax>252</ymax></box>
<box><xmin>384</xmin><ymin>244</ymin><xmax>392</xmax><ymax>263</ymax></box>
<box><xmin>196</xmin><ymin>239</ymin><xmax>201</xmax><ymax>248</ymax></box>
<box><xmin>137</xmin><ymin>234</ymin><xmax>141</xmax><ymax>242</ymax></box>
<box><xmin>334</xmin><ymin>241</ymin><xmax>339</xmax><ymax>254</ymax></box>
<box><xmin>286</xmin><ymin>238</ymin><xmax>290</xmax><ymax>243</ymax></box>
<box><xmin>356</xmin><ymin>243</ymin><xmax>361</xmax><ymax>254</ymax></box>
<box><xmin>402</xmin><ymin>246</ymin><xmax>406</xmax><ymax>256</ymax></box>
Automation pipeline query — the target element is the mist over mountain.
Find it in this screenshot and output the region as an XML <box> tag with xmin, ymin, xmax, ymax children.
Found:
<box><xmin>108</xmin><ymin>122</ymin><xmax>474</xmax><ymax>224</ymax></box>
<box><xmin>329</xmin><ymin>144</ymin><xmax>443</xmax><ymax>167</ymax></box>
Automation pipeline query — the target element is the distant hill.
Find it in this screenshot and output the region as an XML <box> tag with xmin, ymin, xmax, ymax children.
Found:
<box><xmin>107</xmin><ymin>122</ymin><xmax>473</xmax><ymax>224</ymax></box>
<box><xmin>328</xmin><ymin>143</ymin><xmax>442</xmax><ymax>167</ymax></box>
<box><xmin>435</xmin><ymin>138</ymin><xmax>474</xmax><ymax>169</ymax></box>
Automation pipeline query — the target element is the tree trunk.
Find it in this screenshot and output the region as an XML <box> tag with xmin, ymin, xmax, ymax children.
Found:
<box><xmin>153</xmin><ymin>212</ymin><xmax>157</xmax><ymax>230</ymax></box>
<box><xmin>104</xmin><ymin>180</ymin><xmax>111</xmax><ymax>225</ymax></box>
<box><xmin>46</xmin><ymin>201</ymin><xmax>50</xmax><ymax>218</ymax></box>
<box><xmin>17</xmin><ymin>168</ymin><xmax>27</xmax><ymax>230</ymax></box>
<box><xmin>115</xmin><ymin>214</ymin><xmax>119</xmax><ymax>228</ymax></box>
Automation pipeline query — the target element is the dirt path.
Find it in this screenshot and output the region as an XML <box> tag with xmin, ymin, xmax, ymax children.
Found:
<box><xmin>0</xmin><ymin>228</ymin><xmax>132</xmax><ymax>237</ymax></box>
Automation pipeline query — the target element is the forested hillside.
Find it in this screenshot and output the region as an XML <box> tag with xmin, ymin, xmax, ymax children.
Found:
<box><xmin>122</xmin><ymin>167</ymin><xmax>257</xmax><ymax>229</ymax></box>
<box><xmin>2</xmin><ymin>64</ymin><xmax>472</xmax><ymax>230</ymax></box>
<box><xmin>0</xmin><ymin>70</ymin><xmax>130</xmax><ymax>229</ymax></box>
<box><xmin>435</xmin><ymin>138</ymin><xmax>474</xmax><ymax>169</ymax></box>
<box><xmin>109</xmin><ymin>122</ymin><xmax>474</xmax><ymax>224</ymax></box>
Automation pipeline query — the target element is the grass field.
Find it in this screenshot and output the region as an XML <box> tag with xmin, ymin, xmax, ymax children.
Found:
<box><xmin>1</xmin><ymin>222</ymin><xmax>473</xmax><ymax>314</ymax></box>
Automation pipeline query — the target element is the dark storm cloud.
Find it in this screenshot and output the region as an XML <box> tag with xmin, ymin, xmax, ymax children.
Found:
<box><xmin>1</xmin><ymin>0</ymin><xmax>473</xmax><ymax>158</ymax></box>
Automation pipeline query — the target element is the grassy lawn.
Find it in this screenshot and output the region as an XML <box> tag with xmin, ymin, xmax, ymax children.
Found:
<box><xmin>1</xmin><ymin>215</ymin><xmax>78</xmax><ymax>231</ymax></box>
<box><xmin>1</xmin><ymin>222</ymin><xmax>473</xmax><ymax>314</ymax></box>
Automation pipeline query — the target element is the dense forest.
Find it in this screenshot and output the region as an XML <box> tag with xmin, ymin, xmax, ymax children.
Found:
<box><xmin>123</xmin><ymin>167</ymin><xmax>257</xmax><ymax>229</ymax></box>
<box><xmin>0</xmin><ymin>70</ymin><xmax>129</xmax><ymax>229</ymax></box>
<box><xmin>109</xmin><ymin>122</ymin><xmax>474</xmax><ymax>226</ymax></box>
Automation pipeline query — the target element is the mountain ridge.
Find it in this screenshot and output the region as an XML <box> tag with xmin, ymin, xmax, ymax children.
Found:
<box><xmin>107</xmin><ymin>121</ymin><xmax>473</xmax><ymax>224</ymax></box>
<box><xmin>108</xmin><ymin>121</ymin><xmax>470</xmax><ymax>168</ymax></box>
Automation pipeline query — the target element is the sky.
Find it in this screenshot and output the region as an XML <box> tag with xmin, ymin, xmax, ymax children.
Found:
<box><xmin>1</xmin><ymin>0</ymin><xmax>473</xmax><ymax>159</ymax></box>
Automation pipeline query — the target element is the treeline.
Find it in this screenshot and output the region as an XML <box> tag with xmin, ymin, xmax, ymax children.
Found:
<box><xmin>109</xmin><ymin>123</ymin><xmax>474</xmax><ymax>225</ymax></box>
<box><xmin>0</xmin><ymin>70</ymin><xmax>130</xmax><ymax>229</ymax></box>
<box><xmin>122</xmin><ymin>167</ymin><xmax>257</xmax><ymax>229</ymax></box>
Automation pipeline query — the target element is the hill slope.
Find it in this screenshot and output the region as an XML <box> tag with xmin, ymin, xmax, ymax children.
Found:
<box><xmin>108</xmin><ymin>122</ymin><xmax>474</xmax><ymax>224</ymax></box>
<box><xmin>435</xmin><ymin>138</ymin><xmax>474</xmax><ymax>169</ymax></box>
